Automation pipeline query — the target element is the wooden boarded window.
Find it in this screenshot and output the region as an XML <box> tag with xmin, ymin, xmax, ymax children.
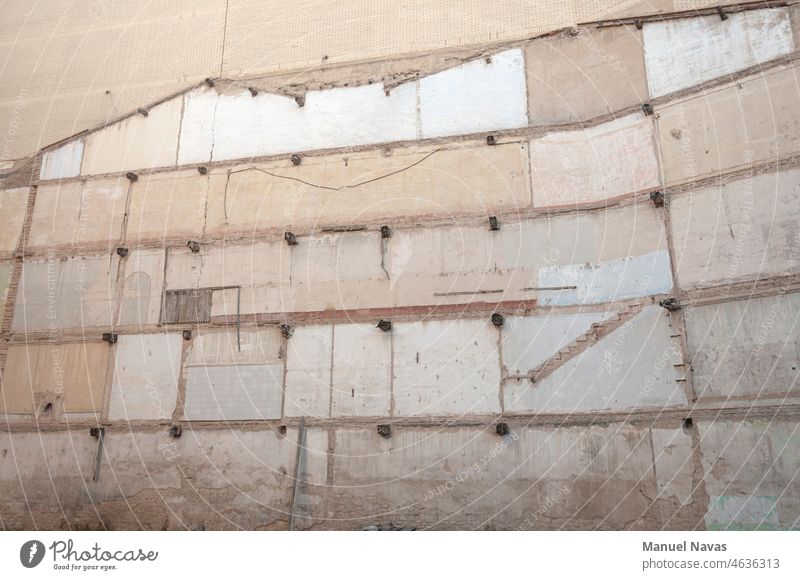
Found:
<box><xmin>162</xmin><ymin>289</ymin><xmax>213</xmax><ymax>324</ymax></box>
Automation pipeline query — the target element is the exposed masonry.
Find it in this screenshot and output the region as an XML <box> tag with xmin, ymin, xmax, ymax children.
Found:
<box><xmin>1</xmin><ymin>3</ymin><xmax>800</xmax><ymax>530</ymax></box>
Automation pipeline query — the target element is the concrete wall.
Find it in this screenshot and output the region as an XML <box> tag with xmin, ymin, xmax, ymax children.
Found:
<box><xmin>0</xmin><ymin>187</ymin><xmax>27</xmax><ymax>256</ymax></box>
<box><xmin>109</xmin><ymin>334</ymin><xmax>183</xmax><ymax>421</ymax></box>
<box><xmin>332</xmin><ymin>323</ymin><xmax>392</xmax><ymax>417</ymax></box>
<box><xmin>150</xmin><ymin>202</ymin><xmax>669</xmax><ymax>318</ymax></box>
<box><xmin>28</xmin><ymin>179</ymin><xmax>127</xmax><ymax>250</ymax></box>
<box><xmin>393</xmin><ymin>319</ymin><xmax>501</xmax><ymax>416</ymax></box>
<box><xmin>0</xmin><ymin>262</ymin><xmax>11</xmax><ymax>311</ymax></box>
<box><xmin>2</xmin><ymin>5</ymin><xmax>799</xmax><ymax>531</ymax></box>
<box><xmin>685</xmin><ymin>292</ymin><xmax>800</xmax><ymax>403</ymax></box>
<box><xmin>117</xmin><ymin>250</ymin><xmax>166</xmax><ymax>327</ymax></box>
<box><xmin>1</xmin><ymin>416</ymin><xmax>793</xmax><ymax>530</ymax></box>
<box><xmin>183</xmin><ymin>328</ymin><xmax>284</xmax><ymax>421</ymax></box>
<box><xmin>1</xmin><ymin>0</ymin><xmax>769</xmax><ymax>164</ymax></box>
<box><xmin>670</xmin><ymin>168</ymin><xmax>800</xmax><ymax>289</ymax></box>
<box><xmin>39</xmin><ymin>140</ymin><xmax>84</xmax><ymax>181</ymax></box>
<box><xmin>643</xmin><ymin>8</ymin><xmax>794</xmax><ymax>98</ymax></box>
<box><xmin>529</xmin><ymin>114</ymin><xmax>659</xmax><ymax>206</ymax></box>
<box><xmin>178</xmin><ymin>49</ymin><xmax>527</xmax><ymax>164</ymax></box>
<box><xmin>526</xmin><ymin>26</ymin><xmax>648</xmax><ymax>124</ymax></box>
<box><xmin>82</xmin><ymin>98</ymin><xmax>183</xmax><ymax>176</ymax></box>
<box><xmin>505</xmin><ymin>306</ymin><xmax>687</xmax><ymax>414</ymax></box>
<box><xmin>657</xmin><ymin>62</ymin><xmax>800</xmax><ymax>186</ymax></box>
<box><xmin>13</xmin><ymin>254</ymin><xmax>118</xmax><ymax>332</ymax></box>
<box><xmin>700</xmin><ymin>419</ymin><xmax>800</xmax><ymax>530</ymax></box>
<box><xmin>203</xmin><ymin>142</ymin><xmax>532</xmax><ymax>235</ymax></box>
<box><xmin>2</xmin><ymin>342</ymin><xmax>109</xmax><ymax>418</ymax></box>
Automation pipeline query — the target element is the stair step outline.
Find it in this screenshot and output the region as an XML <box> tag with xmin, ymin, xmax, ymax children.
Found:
<box><xmin>528</xmin><ymin>303</ymin><xmax>645</xmax><ymax>385</ymax></box>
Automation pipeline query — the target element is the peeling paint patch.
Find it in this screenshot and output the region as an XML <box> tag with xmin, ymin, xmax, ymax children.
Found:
<box><xmin>537</xmin><ymin>250</ymin><xmax>672</xmax><ymax>306</ymax></box>
<box><xmin>706</xmin><ymin>495</ymin><xmax>780</xmax><ymax>530</ymax></box>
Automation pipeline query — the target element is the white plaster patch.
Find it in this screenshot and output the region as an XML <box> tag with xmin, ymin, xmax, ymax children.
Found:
<box><xmin>109</xmin><ymin>334</ymin><xmax>182</xmax><ymax>421</ymax></box>
<box><xmin>504</xmin><ymin>306</ymin><xmax>686</xmax><ymax>414</ymax></box>
<box><xmin>685</xmin><ymin>293</ymin><xmax>800</xmax><ymax>400</ymax></box>
<box><xmin>178</xmin><ymin>50</ymin><xmax>528</xmax><ymax>164</ymax></box>
<box><xmin>117</xmin><ymin>250</ymin><xmax>165</xmax><ymax>326</ymax></box>
<box><xmin>537</xmin><ymin>250</ymin><xmax>673</xmax><ymax>306</ymax></box>
<box><xmin>419</xmin><ymin>48</ymin><xmax>528</xmax><ymax>138</ymax></box>
<box><xmin>189</xmin><ymin>328</ymin><xmax>283</xmax><ymax>365</ymax></box>
<box><xmin>12</xmin><ymin>254</ymin><xmax>117</xmax><ymax>331</ymax></box>
<box><xmin>502</xmin><ymin>312</ymin><xmax>614</xmax><ymax>375</ymax></box>
<box><xmin>285</xmin><ymin>325</ymin><xmax>332</xmax><ymax>418</ymax></box>
<box><xmin>529</xmin><ymin>114</ymin><xmax>660</xmax><ymax>206</ymax></box>
<box><xmin>643</xmin><ymin>8</ymin><xmax>794</xmax><ymax>97</ymax></box>
<box><xmin>39</xmin><ymin>139</ymin><xmax>84</xmax><ymax>180</ymax></box>
<box><xmin>183</xmin><ymin>364</ymin><xmax>283</xmax><ymax>421</ymax></box>
<box><xmin>178</xmin><ymin>82</ymin><xmax>418</xmax><ymax>164</ymax></box>
<box><xmin>332</xmin><ymin>324</ymin><xmax>392</xmax><ymax>417</ymax></box>
<box><xmin>392</xmin><ymin>319</ymin><xmax>501</xmax><ymax>416</ymax></box>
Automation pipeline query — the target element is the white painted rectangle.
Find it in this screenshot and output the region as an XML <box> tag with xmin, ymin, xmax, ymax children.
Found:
<box><xmin>332</xmin><ymin>323</ymin><xmax>392</xmax><ymax>417</ymax></box>
<box><xmin>12</xmin><ymin>254</ymin><xmax>117</xmax><ymax>331</ymax></box>
<box><xmin>670</xmin><ymin>168</ymin><xmax>800</xmax><ymax>289</ymax></box>
<box><xmin>178</xmin><ymin>82</ymin><xmax>418</xmax><ymax>164</ymax></box>
<box><xmin>109</xmin><ymin>334</ymin><xmax>183</xmax><ymax>420</ymax></box>
<box><xmin>419</xmin><ymin>49</ymin><xmax>528</xmax><ymax>138</ymax></box>
<box><xmin>505</xmin><ymin>306</ymin><xmax>686</xmax><ymax>414</ymax></box>
<box><xmin>39</xmin><ymin>139</ymin><xmax>84</xmax><ymax>180</ymax></box>
<box><xmin>183</xmin><ymin>364</ymin><xmax>283</xmax><ymax>421</ymax></box>
<box><xmin>643</xmin><ymin>8</ymin><xmax>794</xmax><ymax>97</ymax></box>
<box><xmin>392</xmin><ymin>319</ymin><xmax>501</xmax><ymax>416</ymax></box>
<box><xmin>529</xmin><ymin>114</ymin><xmax>660</xmax><ymax>206</ymax></box>
<box><xmin>537</xmin><ymin>250</ymin><xmax>673</xmax><ymax>306</ymax></box>
<box><xmin>189</xmin><ymin>328</ymin><xmax>283</xmax><ymax>366</ymax></box>
<box><xmin>685</xmin><ymin>293</ymin><xmax>800</xmax><ymax>400</ymax></box>
<box><xmin>502</xmin><ymin>312</ymin><xmax>612</xmax><ymax>375</ymax></box>
<box><xmin>285</xmin><ymin>325</ymin><xmax>332</xmax><ymax>418</ymax></box>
